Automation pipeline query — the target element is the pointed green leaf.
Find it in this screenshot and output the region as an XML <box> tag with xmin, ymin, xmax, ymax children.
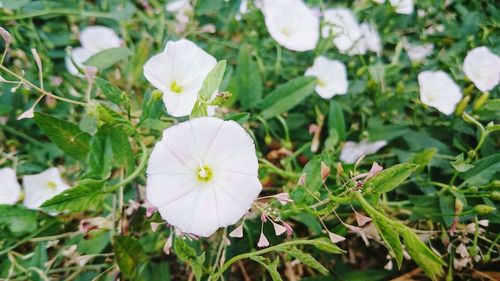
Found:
<box><xmin>40</xmin><ymin>179</ymin><xmax>106</xmax><ymax>213</ymax></box>
<box><xmin>114</xmin><ymin>236</ymin><xmax>148</xmax><ymax>279</ymax></box>
<box><xmin>199</xmin><ymin>60</ymin><xmax>226</xmax><ymax>100</ymax></box>
<box><xmin>234</xmin><ymin>48</ymin><xmax>262</xmax><ymax>109</ymax></box>
<box><xmin>84</xmin><ymin>47</ymin><xmax>132</xmax><ymax>70</ymax></box>
<box><xmin>288</xmin><ymin>248</ymin><xmax>329</xmax><ymax>275</ymax></box>
<box><xmin>365</xmin><ymin>163</ymin><xmax>418</xmax><ymax>194</ymax></box>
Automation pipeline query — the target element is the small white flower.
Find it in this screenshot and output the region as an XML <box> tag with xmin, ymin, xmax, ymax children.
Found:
<box><xmin>305</xmin><ymin>56</ymin><xmax>348</xmax><ymax>99</ymax></box>
<box><xmin>418</xmin><ymin>70</ymin><xmax>462</xmax><ymax>115</ymax></box>
<box><xmin>143</xmin><ymin>39</ymin><xmax>217</xmax><ymax>117</ymax></box>
<box><xmin>463</xmin><ymin>46</ymin><xmax>500</xmax><ymax>92</ymax></box>
<box><xmin>23</xmin><ymin>167</ymin><xmax>70</xmax><ymax>210</ymax></box>
<box><xmin>146</xmin><ymin>117</ymin><xmax>262</xmax><ymax>237</ymax></box>
<box><xmin>404</xmin><ymin>41</ymin><xmax>434</xmax><ymax>62</ymax></box>
<box><xmin>262</xmin><ymin>0</ymin><xmax>319</xmax><ymax>52</ymax></box>
<box><xmin>340</xmin><ymin>140</ymin><xmax>388</xmax><ymax>164</ymax></box>
<box><xmin>361</xmin><ymin>22</ymin><xmax>382</xmax><ymax>56</ymax></box>
<box><xmin>66</xmin><ymin>26</ymin><xmax>121</xmax><ymax>75</ymax></box>
<box><xmin>0</xmin><ymin>168</ymin><xmax>21</xmax><ymax>205</ymax></box>
<box><xmin>166</xmin><ymin>0</ymin><xmax>191</xmax><ymax>12</ymax></box>
<box><xmin>322</xmin><ymin>8</ymin><xmax>366</xmax><ymax>55</ymax></box>
<box><xmin>390</xmin><ymin>0</ymin><xmax>414</xmax><ymax>15</ymax></box>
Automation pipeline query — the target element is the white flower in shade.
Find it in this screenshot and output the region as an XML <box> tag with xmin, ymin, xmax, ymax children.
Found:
<box><xmin>322</xmin><ymin>8</ymin><xmax>366</xmax><ymax>55</ymax></box>
<box><xmin>305</xmin><ymin>56</ymin><xmax>348</xmax><ymax>99</ymax></box>
<box><xmin>166</xmin><ymin>0</ymin><xmax>190</xmax><ymax>12</ymax></box>
<box><xmin>390</xmin><ymin>0</ymin><xmax>414</xmax><ymax>15</ymax></box>
<box><xmin>261</xmin><ymin>0</ymin><xmax>319</xmax><ymax>52</ymax></box>
<box><xmin>404</xmin><ymin>41</ymin><xmax>434</xmax><ymax>62</ymax></box>
<box><xmin>361</xmin><ymin>22</ymin><xmax>382</xmax><ymax>56</ymax></box>
<box><xmin>143</xmin><ymin>39</ymin><xmax>217</xmax><ymax>117</ymax></box>
<box><xmin>23</xmin><ymin>168</ymin><xmax>70</xmax><ymax>210</ymax></box>
<box><xmin>0</xmin><ymin>168</ymin><xmax>21</xmax><ymax>205</ymax></box>
<box><xmin>463</xmin><ymin>46</ymin><xmax>500</xmax><ymax>92</ymax></box>
<box><xmin>418</xmin><ymin>70</ymin><xmax>462</xmax><ymax>115</ymax></box>
<box><xmin>340</xmin><ymin>140</ymin><xmax>388</xmax><ymax>164</ymax></box>
<box><xmin>65</xmin><ymin>26</ymin><xmax>121</xmax><ymax>75</ymax></box>
<box><xmin>146</xmin><ymin>117</ymin><xmax>262</xmax><ymax>237</ymax></box>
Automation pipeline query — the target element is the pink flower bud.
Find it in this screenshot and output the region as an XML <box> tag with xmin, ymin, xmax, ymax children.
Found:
<box><xmin>297</xmin><ymin>173</ymin><xmax>307</xmax><ymax>186</ymax></box>
<box><xmin>272</xmin><ymin>221</ymin><xmax>287</xmax><ymax>236</ymax></box>
<box><xmin>146</xmin><ymin>206</ymin><xmax>157</xmax><ymax>217</ymax></box>
<box><xmin>328</xmin><ymin>231</ymin><xmax>345</xmax><ymax>243</ymax></box>
<box><xmin>0</xmin><ymin>27</ymin><xmax>12</xmax><ymax>45</ymax></box>
<box><xmin>151</xmin><ymin>222</ymin><xmax>161</xmax><ymax>232</ymax></box>
<box><xmin>274</xmin><ymin>192</ymin><xmax>293</xmax><ymax>205</ymax></box>
<box><xmin>257</xmin><ymin>232</ymin><xmax>269</xmax><ymax>248</ymax></box>
<box><xmin>229</xmin><ymin>224</ymin><xmax>244</xmax><ymax>238</ymax></box>
<box><xmin>283</xmin><ymin>222</ymin><xmax>293</xmax><ymax>236</ymax></box>
<box><xmin>365</xmin><ymin>162</ymin><xmax>383</xmax><ymax>182</ymax></box>
<box><xmin>344</xmin><ymin>223</ymin><xmax>362</xmax><ymax>232</ymax></box>
<box><xmin>260</xmin><ymin>213</ymin><xmax>268</xmax><ymax>222</ymax></box>
<box><xmin>164</xmin><ymin>234</ymin><xmax>173</xmax><ymax>255</ymax></box>
<box><xmin>321</xmin><ymin>161</ymin><xmax>330</xmax><ymax>182</ymax></box>
<box><xmin>355</xmin><ymin>212</ymin><xmax>372</xmax><ymax>226</ymax></box>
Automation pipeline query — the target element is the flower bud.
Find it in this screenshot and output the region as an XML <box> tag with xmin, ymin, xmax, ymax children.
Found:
<box><xmin>490</xmin><ymin>191</ymin><xmax>500</xmax><ymax>201</ymax></box>
<box><xmin>152</xmin><ymin>89</ymin><xmax>163</xmax><ymax>101</ymax></box>
<box><xmin>473</xmin><ymin>92</ymin><xmax>489</xmax><ymax>111</ymax></box>
<box><xmin>473</xmin><ymin>204</ymin><xmax>496</xmax><ymax>215</ymax></box>
<box><xmin>455</xmin><ymin>95</ymin><xmax>470</xmax><ymax>116</ymax></box>
<box><xmin>467</xmin><ymin>150</ymin><xmax>477</xmax><ymax>159</ymax></box>
<box><xmin>0</xmin><ymin>27</ymin><xmax>12</xmax><ymax>45</ymax></box>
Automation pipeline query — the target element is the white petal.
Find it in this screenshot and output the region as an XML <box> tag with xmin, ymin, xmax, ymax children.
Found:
<box><xmin>418</xmin><ymin>70</ymin><xmax>462</xmax><ymax>115</ymax></box>
<box><xmin>22</xmin><ymin>167</ymin><xmax>69</xmax><ymax>210</ymax></box>
<box><xmin>340</xmin><ymin>140</ymin><xmax>387</xmax><ymax>164</ymax></box>
<box><xmin>157</xmin><ymin>188</ymin><xmax>199</xmax><ymax>232</ymax></box>
<box><xmin>323</xmin><ymin>8</ymin><xmax>364</xmax><ymax>55</ymax></box>
<box><xmin>213</xmin><ymin>172</ymin><xmax>261</xmax><ymax>212</ymax></box>
<box><xmin>262</xmin><ymin>0</ymin><xmax>319</xmax><ymax>52</ymax></box>
<box><xmin>361</xmin><ymin>22</ymin><xmax>382</xmax><ymax>55</ymax></box>
<box><xmin>79</xmin><ymin>26</ymin><xmax>121</xmax><ymax>53</ymax></box>
<box><xmin>463</xmin><ymin>46</ymin><xmax>500</xmax><ymax>92</ymax></box>
<box><xmin>404</xmin><ymin>41</ymin><xmax>434</xmax><ymax>62</ymax></box>
<box><xmin>146</xmin><ymin>174</ymin><xmax>196</xmax><ymax>207</ymax></box>
<box><xmin>390</xmin><ymin>0</ymin><xmax>414</xmax><ymax>15</ymax></box>
<box><xmin>65</xmin><ymin>47</ymin><xmax>94</xmax><ymax>76</ymax></box>
<box><xmin>0</xmin><ymin>168</ymin><xmax>21</xmax><ymax>205</ymax></box>
<box><xmin>305</xmin><ymin>56</ymin><xmax>348</xmax><ymax>99</ymax></box>
<box><xmin>183</xmin><ymin>184</ymin><xmax>220</xmax><ymax>237</ymax></box>
<box><xmin>147</xmin><ymin>140</ymin><xmax>194</xmax><ymax>175</ymax></box>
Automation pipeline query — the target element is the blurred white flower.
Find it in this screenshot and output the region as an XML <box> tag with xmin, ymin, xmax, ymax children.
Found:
<box><xmin>463</xmin><ymin>46</ymin><xmax>500</xmax><ymax>92</ymax></box>
<box><xmin>146</xmin><ymin>117</ymin><xmax>262</xmax><ymax>237</ymax></box>
<box><xmin>322</xmin><ymin>8</ymin><xmax>366</xmax><ymax>55</ymax></box>
<box><xmin>390</xmin><ymin>0</ymin><xmax>414</xmax><ymax>15</ymax></box>
<box><xmin>166</xmin><ymin>0</ymin><xmax>190</xmax><ymax>12</ymax></box>
<box><xmin>166</xmin><ymin>0</ymin><xmax>193</xmax><ymax>33</ymax></box>
<box><xmin>305</xmin><ymin>56</ymin><xmax>348</xmax><ymax>99</ymax></box>
<box><xmin>418</xmin><ymin>70</ymin><xmax>462</xmax><ymax>115</ymax></box>
<box><xmin>262</xmin><ymin>0</ymin><xmax>319</xmax><ymax>52</ymax></box>
<box><xmin>236</xmin><ymin>0</ymin><xmax>249</xmax><ymax>21</ymax></box>
<box><xmin>143</xmin><ymin>39</ymin><xmax>217</xmax><ymax>117</ymax></box>
<box><xmin>0</xmin><ymin>168</ymin><xmax>21</xmax><ymax>205</ymax></box>
<box><xmin>23</xmin><ymin>168</ymin><xmax>70</xmax><ymax>210</ymax></box>
<box><xmin>340</xmin><ymin>140</ymin><xmax>388</xmax><ymax>164</ymax></box>
<box><xmin>404</xmin><ymin>41</ymin><xmax>434</xmax><ymax>62</ymax></box>
<box><xmin>361</xmin><ymin>22</ymin><xmax>382</xmax><ymax>56</ymax></box>
<box><xmin>66</xmin><ymin>26</ymin><xmax>121</xmax><ymax>75</ymax></box>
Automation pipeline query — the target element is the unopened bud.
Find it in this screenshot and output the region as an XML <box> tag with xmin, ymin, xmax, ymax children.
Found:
<box><xmin>467</xmin><ymin>150</ymin><xmax>477</xmax><ymax>159</ymax></box>
<box><xmin>0</xmin><ymin>27</ymin><xmax>12</xmax><ymax>45</ymax></box>
<box><xmin>491</xmin><ymin>191</ymin><xmax>500</xmax><ymax>201</ymax></box>
<box><xmin>473</xmin><ymin>92</ymin><xmax>489</xmax><ymax>111</ymax></box>
<box><xmin>455</xmin><ymin>95</ymin><xmax>470</xmax><ymax>116</ymax></box>
<box><xmin>473</xmin><ymin>204</ymin><xmax>496</xmax><ymax>215</ymax></box>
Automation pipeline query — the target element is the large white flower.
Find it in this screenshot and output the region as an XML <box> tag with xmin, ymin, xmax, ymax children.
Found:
<box><xmin>143</xmin><ymin>39</ymin><xmax>217</xmax><ymax>117</ymax></box>
<box><xmin>463</xmin><ymin>46</ymin><xmax>500</xmax><ymax>92</ymax></box>
<box><xmin>66</xmin><ymin>26</ymin><xmax>121</xmax><ymax>75</ymax></box>
<box><xmin>404</xmin><ymin>41</ymin><xmax>434</xmax><ymax>62</ymax></box>
<box><xmin>305</xmin><ymin>56</ymin><xmax>348</xmax><ymax>99</ymax></box>
<box><xmin>361</xmin><ymin>22</ymin><xmax>382</xmax><ymax>56</ymax></box>
<box><xmin>146</xmin><ymin>117</ymin><xmax>262</xmax><ymax>237</ymax></box>
<box><xmin>23</xmin><ymin>168</ymin><xmax>70</xmax><ymax>210</ymax></box>
<box><xmin>322</xmin><ymin>8</ymin><xmax>366</xmax><ymax>55</ymax></box>
<box><xmin>418</xmin><ymin>70</ymin><xmax>462</xmax><ymax>115</ymax></box>
<box><xmin>0</xmin><ymin>168</ymin><xmax>21</xmax><ymax>205</ymax></box>
<box><xmin>390</xmin><ymin>0</ymin><xmax>414</xmax><ymax>15</ymax></box>
<box><xmin>262</xmin><ymin>0</ymin><xmax>319</xmax><ymax>52</ymax></box>
<box><xmin>340</xmin><ymin>140</ymin><xmax>388</xmax><ymax>164</ymax></box>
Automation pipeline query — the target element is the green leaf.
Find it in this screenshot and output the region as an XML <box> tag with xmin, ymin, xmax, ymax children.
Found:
<box><xmin>249</xmin><ymin>256</ymin><xmax>283</xmax><ymax>281</ymax></box>
<box><xmin>259</xmin><ymin>76</ymin><xmax>316</xmax><ymax>119</ymax></box>
<box><xmin>1</xmin><ymin>0</ymin><xmax>31</xmax><ymax>9</ymax></box>
<box><xmin>40</xmin><ymin>179</ymin><xmax>107</xmax><ymax>213</ymax></box>
<box><xmin>450</xmin><ymin>153</ymin><xmax>474</xmax><ymax>172</ymax></box>
<box><xmin>84</xmin><ymin>47</ymin><xmax>132</xmax><ymax>70</ymax></box>
<box><xmin>108</xmin><ymin>126</ymin><xmax>135</xmax><ymax>172</ymax></box>
<box><xmin>95</xmin><ymin>77</ymin><xmax>124</xmax><ymax>105</ymax></box>
<box><xmin>114</xmin><ymin>236</ymin><xmax>148</xmax><ymax>279</ymax></box>
<box><xmin>365</xmin><ymin>163</ymin><xmax>418</xmax><ymax>194</ymax></box>
<box><xmin>34</xmin><ymin>112</ymin><xmax>91</xmax><ymax>160</ymax></box>
<box><xmin>328</xmin><ymin>100</ymin><xmax>346</xmax><ymax>141</ymax></box>
<box><xmin>310</xmin><ymin>238</ymin><xmax>344</xmax><ymax>254</ymax></box>
<box><xmin>199</xmin><ymin>60</ymin><xmax>226</xmax><ymax>100</ymax></box>
<box><xmin>174</xmin><ymin>238</ymin><xmax>203</xmax><ymax>281</ymax></box>
<box><xmin>85</xmin><ymin>127</ymin><xmax>113</xmax><ymax>179</ymax></box>
<box><xmin>401</xmin><ymin>228</ymin><xmax>445</xmax><ymax>281</ymax></box>
<box><xmin>0</xmin><ymin>205</ymin><xmax>38</xmax><ymax>236</ymax></box>
<box><xmin>190</xmin><ymin>100</ymin><xmax>208</xmax><ymax>118</ymax></box>
<box><xmin>288</xmin><ymin>248</ymin><xmax>329</xmax><ymax>275</ymax></box>
<box><xmin>411</xmin><ymin>148</ymin><xmax>437</xmax><ymax>172</ymax></box>
<box><xmin>234</xmin><ymin>48</ymin><xmax>262</xmax><ymax>109</ymax></box>
<box><xmin>462</xmin><ymin>153</ymin><xmax>500</xmax><ymax>186</ymax></box>
<box><xmin>224</xmin><ymin>112</ymin><xmax>250</xmax><ymax>124</ymax></box>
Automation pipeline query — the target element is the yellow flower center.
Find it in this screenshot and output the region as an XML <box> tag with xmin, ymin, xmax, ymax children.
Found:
<box><xmin>46</xmin><ymin>181</ymin><xmax>57</xmax><ymax>190</ymax></box>
<box><xmin>197</xmin><ymin>166</ymin><xmax>213</xmax><ymax>182</ymax></box>
<box><xmin>317</xmin><ymin>79</ymin><xmax>326</xmax><ymax>87</ymax></box>
<box><xmin>170</xmin><ymin>81</ymin><xmax>183</xmax><ymax>94</ymax></box>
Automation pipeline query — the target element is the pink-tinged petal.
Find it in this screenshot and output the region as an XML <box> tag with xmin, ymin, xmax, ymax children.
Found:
<box><xmin>365</xmin><ymin>162</ymin><xmax>383</xmax><ymax>181</ymax></box>
<box><xmin>257</xmin><ymin>232</ymin><xmax>270</xmax><ymax>248</ymax></box>
<box><xmin>274</xmin><ymin>193</ymin><xmax>293</xmax><ymax>205</ymax></box>
<box><xmin>328</xmin><ymin>232</ymin><xmax>345</xmax><ymax>243</ymax></box>
<box><xmin>344</xmin><ymin>223</ymin><xmax>362</xmax><ymax>232</ymax></box>
<box><xmin>164</xmin><ymin>234</ymin><xmax>173</xmax><ymax>255</ymax></box>
<box><xmin>157</xmin><ymin>188</ymin><xmax>199</xmax><ymax>232</ymax></box>
<box><xmin>321</xmin><ymin>161</ymin><xmax>330</xmax><ymax>182</ymax></box>
<box><xmin>146</xmin><ymin>174</ymin><xmax>196</xmax><ymax>208</ymax></box>
<box><xmin>355</xmin><ymin>212</ymin><xmax>372</xmax><ymax>226</ymax></box>
<box><xmin>183</xmin><ymin>185</ymin><xmax>220</xmax><ymax>237</ymax></box>
<box><xmin>229</xmin><ymin>224</ymin><xmax>244</xmax><ymax>238</ymax></box>
<box><xmin>283</xmin><ymin>222</ymin><xmax>293</xmax><ymax>236</ymax></box>
<box><xmin>297</xmin><ymin>173</ymin><xmax>307</xmax><ymax>186</ymax></box>
<box><xmin>260</xmin><ymin>213</ymin><xmax>268</xmax><ymax>223</ymax></box>
<box><xmin>151</xmin><ymin>222</ymin><xmax>161</xmax><ymax>232</ymax></box>
<box><xmin>272</xmin><ymin>221</ymin><xmax>287</xmax><ymax>236</ymax></box>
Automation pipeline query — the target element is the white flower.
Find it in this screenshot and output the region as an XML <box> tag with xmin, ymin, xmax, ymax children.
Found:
<box><xmin>0</xmin><ymin>168</ymin><xmax>21</xmax><ymax>205</ymax></box>
<box><xmin>418</xmin><ymin>70</ymin><xmax>462</xmax><ymax>115</ymax></box>
<box><xmin>340</xmin><ymin>140</ymin><xmax>388</xmax><ymax>164</ymax></box>
<box><xmin>262</xmin><ymin>0</ymin><xmax>319</xmax><ymax>52</ymax></box>
<box><xmin>166</xmin><ymin>0</ymin><xmax>190</xmax><ymax>12</ymax></box>
<box><xmin>463</xmin><ymin>46</ymin><xmax>500</xmax><ymax>92</ymax></box>
<box><xmin>390</xmin><ymin>0</ymin><xmax>414</xmax><ymax>15</ymax></box>
<box><xmin>305</xmin><ymin>56</ymin><xmax>348</xmax><ymax>99</ymax></box>
<box><xmin>322</xmin><ymin>8</ymin><xmax>366</xmax><ymax>55</ymax></box>
<box><xmin>23</xmin><ymin>168</ymin><xmax>70</xmax><ymax>210</ymax></box>
<box><xmin>146</xmin><ymin>117</ymin><xmax>262</xmax><ymax>237</ymax></box>
<box><xmin>143</xmin><ymin>39</ymin><xmax>217</xmax><ymax>117</ymax></box>
<box><xmin>404</xmin><ymin>41</ymin><xmax>434</xmax><ymax>62</ymax></box>
<box><xmin>66</xmin><ymin>26</ymin><xmax>121</xmax><ymax>75</ymax></box>
<box><xmin>361</xmin><ymin>22</ymin><xmax>382</xmax><ymax>56</ymax></box>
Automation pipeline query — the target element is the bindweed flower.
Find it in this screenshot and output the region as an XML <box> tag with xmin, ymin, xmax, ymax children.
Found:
<box><xmin>328</xmin><ymin>231</ymin><xmax>345</xmax><ymax>243</ymax></box>
<box><xmin>340</xmin><ymin>140</ymin><xmax>387</xmax><ymax>164</ymax></box>
<box><xmin>322</xmin><ymin>8</ymin><xmax>366</xmax><ymax>55</ymax></box>
<box><xmin>463</xmin><ymin>46</ymin><xmax>500</xmax><ymax>92</ymax></box>
<box><xmin>305</xmin><ymin>56</ymin><xmax>348</xmax><ymax>99</ymax></box>
<box><xmin>146</xmin><ymin>117</ymin><xmax>262</xmax><ymax>237</ymax></box>
<box><xmin>166</xmin><ymin>0</ymin><xmax>191</xmax><ymax>13</ymax></box>
<box><xmin>143</xmin><ymin>39</ymin><xmax>217</xmax><ymax>117</ymax></box>
<box><xmin>66</xmin><ymin>26</ymin><xmax>121</xmax><ymax>76</ymax></box>
<box><xmin>404</xmin><ymin>41</ymin><xmax>434</xmax><ymax>63</ymax></box>
<box><xmin>390</xmin><ymin>0</ymin><xmax>414</xmax><ymax>15</ymax></box>
<box><xmin>23</xmin><ymin>167</ymin><xmax>70</xmax><ymax>210</ymax></box>
<box><xmin>418</xmin><ymin>70</ymin><xmax>462</xmax><ymax>115</ymax></box>
<box><xmin>261</xmin><ymin>0</ymin><xmax>319</xmax><ymax>52</ymax></box>
<box><xmin>360</xmin><ymin>22</ymin><xmax>382</xmax><ymax>56</ymax></box>
<box><xmin>0</xmin><ymin>167</ymin><xmax>21</xmax><ymax>205</ymax></box>
<box><xmin>257</xmin><ymin>232</ymin><xmax>270</xmax><ymax>247</ymax></box>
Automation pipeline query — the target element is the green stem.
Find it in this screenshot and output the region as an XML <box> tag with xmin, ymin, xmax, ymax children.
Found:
<box><xmin>0</xmin><ymin>9</ymin><xmax>117</xmax><ymax>21</ymax></box>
